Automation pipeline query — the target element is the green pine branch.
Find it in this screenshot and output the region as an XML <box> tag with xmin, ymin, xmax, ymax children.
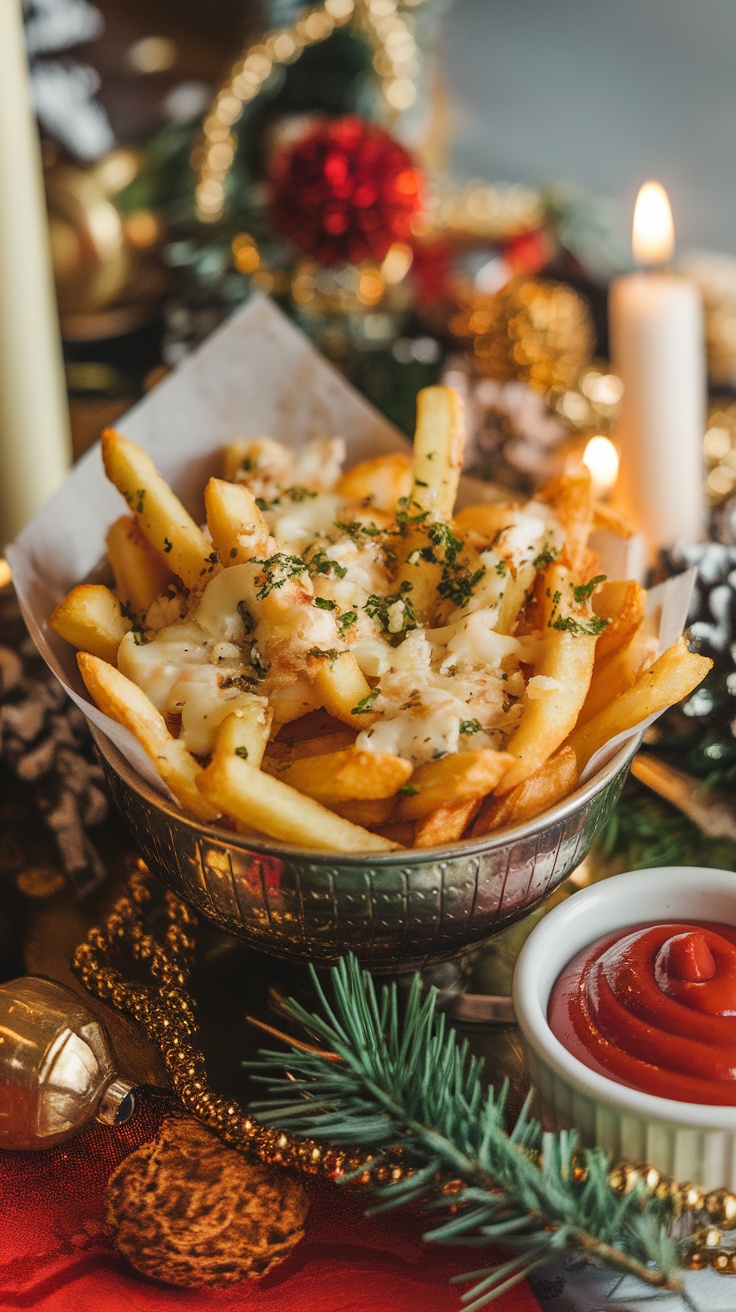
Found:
<box><xmin>247</xmin><ymin>956</ymin><xmax>682</xmax><ymax>1306</ymax></box>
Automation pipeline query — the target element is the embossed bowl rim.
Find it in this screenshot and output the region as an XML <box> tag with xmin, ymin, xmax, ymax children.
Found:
<box><xmin>92</xmin><ymin>728</ymin><xmax>640</xmax><ymax>866</ymax></box>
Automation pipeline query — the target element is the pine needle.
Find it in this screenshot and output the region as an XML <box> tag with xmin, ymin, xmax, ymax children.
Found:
<box><xmin>246</xmin><ymin>954</ymin><xmax>682</xmax><ymax>1306</ymax></box>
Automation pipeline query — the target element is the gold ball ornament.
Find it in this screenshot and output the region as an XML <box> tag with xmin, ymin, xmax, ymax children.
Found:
<box><xmin>450</xmin><ymin>276</ymin><xmax>596</xmax><ymax>392</ymax></box>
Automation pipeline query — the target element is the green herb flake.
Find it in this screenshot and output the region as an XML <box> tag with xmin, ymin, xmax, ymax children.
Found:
<box><xmin>234</xmin><ymin>745</ymin><xmax>249</xmax><ymax>760</ymax></box>
<box><xmin>253</xmin><ymin>553</ymin><xmax>305</xmax><ymax>600</ymax></box>
<box><xmin>550</xmin><ymin>614</ymin><xmax>611</xmax><ymax>636</ymax></box>
<box><xmin>351</xmin><ymin>688</ymin><xmax>380</xmax><ymax>715</ymax></box>
<box><xmin>237</xmin><ymin>600</ymin><xmax>254</xmax><ymax>634</ymax></box>
<box><xmin>572</xmin><ymin>574</ymin><xmax>607</xmax><ymax>604</ymax></box>
<box><xmin>314</xmin><ymin>596</ymin><xmax>337</xmax><ymax>611</ymax></box>
<box><xmin>337</xmin><ymin>610</ymin><xmax>357</xmax><ymax>637</ymax></box>
<box><xmin>533</xmin><ymin>546</ymin><xmax>559</xmax><ymax>570</ymax></box>
<box><xmin>307</xmin><ymin>647</ymin><xmax>340</xmax><ymax>663</ymax></box>
<box><xmin>398</xmin><ymin>784</ymin><xmax>419</xmax><ymax>796</ymax></box>
<box><xmin>163</xmin><ymin>537</ymin><xmax>173</xmax><ymax>554</ymax></box>
<box><xmin>307</xmin><ymin>548</ymin><xmax>347</xmax><ymax>580</ymax></box>
<box><xmin>459</xmin><ymin>719</ymin><xmax>482</xmax><ymax>735</ymax></box>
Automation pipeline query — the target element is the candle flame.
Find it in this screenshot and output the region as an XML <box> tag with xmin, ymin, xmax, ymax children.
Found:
<box><xmin>632</xmin><ymin>181</ymin><xmax>675</xmax><ymax>266</ymax></box>
<box><xmin>583</xmin><ymin>435</ymin><xmax>619</xmax><ymax>497</ymax></box>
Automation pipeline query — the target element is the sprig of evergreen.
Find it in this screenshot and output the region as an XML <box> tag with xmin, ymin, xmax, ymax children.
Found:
<box><xmin>247</xmin><ymin>956</ymin><xmax>681</xmax><ymax>1306</ymax></box>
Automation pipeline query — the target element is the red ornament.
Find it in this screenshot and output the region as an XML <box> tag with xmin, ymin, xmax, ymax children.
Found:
<box><xmin>268</xmin><ymin>116</ymin><xmax>423</xmax><ymax>267</ymax></box>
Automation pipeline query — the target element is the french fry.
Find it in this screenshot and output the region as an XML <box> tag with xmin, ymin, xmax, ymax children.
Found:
<box><xmin>592</xmin><ymin>579</ymin><xmax>646</xmax><ymax>663</ymax></box>
<box><xmin>77</xmin><ymin>652</ymin><xmax>218</xmax><ymax>821</ymax></box>
<box><xmin>312</xmin><ymin>651</ymin><xmax>374</xmax><ymax>726</ymax></box>
<box><xmin>472</xmin><ymin>746</ymin><xmax>578</xmax><ymax>836</ymax></box>
<box><xmin>50</xmin><ymin>584</ymin><xmax>132</xmax><ymax>664</ymax></box>
<box><xmin>592</xmin><ymin>500</ymin><xmax>636</xmax><ymax>538</ymax></box>
<box><xmin>263</xmin><ymin>747</ymin><xmax>412</xmax><ymax>803</ymax></box>
<box><xmin>497</xmin><ymin>629</ymin><xmax>596</xmax><ymax>793</ymax></box>
<box><xmin>452</xmin><ymin>502</ymin><xmax>518</xmax><ymax>542</ymax></box>
<box><xmin>267</xmin><ymin>729</ymin><xmax>357</xmax><ymax>763</ymax></box>
<box><xmin>214</xmin><ymin>705</ymin><xmax>273</xmax><ymax>769</ymax></box>
<box><xmin>539</xmin><ymin>468</ymin><xmax>595</xmax><ymax>580</ymax></box>
<box><xmin>414</xmin><ymin>799</ymin><xmax>480</xmax><ymax>848</ymax></box>
<box><xmin>102</xmin><ymin>430</ymin><xmax>215</xmax><ymax>590</ymax></box>
<box><xmin>372</xmin><ymin>821</ymin><xmax>416</xmax><ymax>847</ymax></box>
<box><xmin>106</xmin><ymin>516</ymin><xmax>174</xmax><ymax>616</ymax></box>
<box><xmin>566</xmin><ymin>638</ymin><xmax>713</xmax><ymax>774</ymax></box>
<box><xmin>578</xmin><ymin>624</ymin><xmax>658</xmax><ymax>726</ymax></box>
<box><xmin>330</xmin><ymin>797</ymin><xmax>396</xmax><ymax>827</ymax></box>
<box><xmin>410</xmin><ymin>386</ymin><xmax>465</xmax><ymax>519</ymax></box>
<box><xmin>196</xmin><ymin>752</ymin><xmax>398</xmax><ymax>852</ymax></box>
<box><xmin>396</xmin><ymin>750</ymin><xmax>513</xmax><ymax>820</ymax></box>
<box><xmin>204</xmin><ymin>477</ymin><xmax>270</xmax><ymax>565</ymax></box>
<box><xmin>269</xmin><ymin>676</ymin><xmax>322</xmax><ymax>730</ymax></box>
<box><xmin>336</xmin><ymin>452</ymin><xmax>413</xmax><ymax>511</ymax></box>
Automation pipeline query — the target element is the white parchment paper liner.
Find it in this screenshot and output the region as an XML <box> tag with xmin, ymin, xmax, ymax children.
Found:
<box><xmin>7</xmin><ymin>295</ymin><xmax>696</xmax><ymax>810</ymax></box>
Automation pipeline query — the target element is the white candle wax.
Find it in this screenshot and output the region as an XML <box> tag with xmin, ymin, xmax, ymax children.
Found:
<box><xmin>609</xmin><ymin>269</ymin><xmax>705</xmax><ymax>554</ymax></box>
<box><xmin>0</xmin><ymin>0</ymin><xmax>71</xmax><ymax>547</ymax></box>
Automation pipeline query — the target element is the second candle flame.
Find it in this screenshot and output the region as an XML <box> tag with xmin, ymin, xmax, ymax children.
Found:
<box><xmin>632</xmin><ymin>181</ymin><xmax>675</xmax><ymax>267</ymax></box>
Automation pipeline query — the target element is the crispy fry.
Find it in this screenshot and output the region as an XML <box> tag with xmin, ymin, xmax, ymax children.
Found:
<box><xmin>263</xmin><ymin>747</ymin><xmax>412</xmax><ymax>803</ymax></box>
<box><xmin>336</xmin><ymin>452</ymin><xmax>413</xmax><ymax>512</ymax></box>
<box><xmin>204</xmin><ymin>477</ymin><xmax>271</xmax><ymax>565</ymax></box>
<box><xmin>497</xmin><ymin>628</ymin><xmax>596</xmax><ymax>793</ymax></box>
<box><xmin>411</xmin><ymin>386</ymin><xmax>465</xmax><ymax>520</ymax></box>
<box><xmin>414</xmin><ymin>799</ymin><xmax>480</xmax><ymax>848</ymax></box>
<box><xmin>77</xmin><ymin>652</ymin><xmax>218</xmax><ymax>821</ymax></box>
<box><xmin>592</xmin><ymin>579</ymin><xmax>646</xmax><ymax>663</ymax></box>
<box><xmin>106</xmin><ymin>516</ymin><xmax>174</xmax><ymax>616</ymax></box>
<box><xmin>396</xmin><ymin>750</ymin><xmax>513</xmax><ymax>821</ymax></box>
<box><xmin>267</xmin><ymin>729</ymin><xmax>357</xmax><ymax>763</ymax></box>
<box><xmin>592</xmin><ymin>500</ymin><xmax>636</xmax><ymax>538</ymax></box>
<box><xmin>578</xmin><ymin>624</ymin><xmax>658</xmax><ymax>726</ymax></box>
<box><xmin>539</xmin><ymin>467</ymin><xmax>595</xmax><ymax>580</ymax></box>
<box><xmin>330</xmin><ymin>797</ymin><xmax>396</xmax><ymax>826</ymax></box>
<box><xmin>312</xmin><ymin>651</ymin><xmax>374</xmax><ymax>726</ymax></box>
<box><xmin>196</xmin><ymin>752</ymin><xmax>398</xmax><ymax>852</ymax></box>
<box><xmin>50</xmin><ymin>584</ymin><xmax>132</xmax><ymax>664</ymax></box>
<box><xmin>472</xmin><ymin>746</ymin><xmax>578</xmax><ymax>836</ymax></box>
<box><xmin>214</xmin><ymin>705</ymin><xmax>273</xmax><ymax>769</ymax></box>
<box><xmin>566</xmin><ymin>638</ymin><xmax>713</xmax><ymax>774</ymax></box>
<box><xmin>102</xmin><ymin>430</ymin><xmax>215</xmax><ymax>590</ymax></box>
<box><xmin>452</xmin><ymin>502</ymin><xmax>518</xmax><ymax>542</ymax></box>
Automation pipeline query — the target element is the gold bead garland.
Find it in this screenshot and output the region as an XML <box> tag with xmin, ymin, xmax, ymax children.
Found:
<box><xmin>194</xmin><ymin>0</ymin><xmax>426</xmax><ymax>225</ymax></box>
<box><xmin>73</xmin><ymin>861</ymin><xmax>736</xmax><ymax>1274</ymax></box>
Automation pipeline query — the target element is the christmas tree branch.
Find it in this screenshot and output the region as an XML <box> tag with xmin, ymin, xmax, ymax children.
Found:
<box><xmin>247</xmin><ymin>955</ymin><xmax>681</xmax><ymax>1305</ymax></box>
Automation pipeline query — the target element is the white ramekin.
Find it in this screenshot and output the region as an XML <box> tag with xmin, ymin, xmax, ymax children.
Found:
<box><xmin>513</xmin><ymin>865</ymin><xmax>736</xmax><ymax>1190</ymax></box>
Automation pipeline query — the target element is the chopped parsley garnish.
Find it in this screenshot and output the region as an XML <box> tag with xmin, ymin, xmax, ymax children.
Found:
<box><xmin>248</xmin><ymin>644</ymin><xmax>269</xmax><ymax>679</ymax></box>
<box><xmin>533</xmin><ymin>546</ymin><xmax>559</xmax><ymax>570</ymax></box>
<box><xmin>163</xmin><ymin>537</ymin><xmax>173</xmax><ymax>554</ymax></box>
<box><xmin>438</xmin><ymin>564</ymin><xmax>485</xmax><ymax>610</ymax></box>
<box><xmin>284</xmin><ymin>485</ymin><xmax>317</xmax><ymax>502</ymax></box>
<box><xmin>314</xmin><ymin>596</ymin><xmax>337</xmax><ymax>611</ymax></box>
<box><xmin>131</xmin><ymin>625</ymin><xmax>148</xmax><ymax>645</ymax></box>
<box><xmin>240</xmin><ymin>457</ymin><xmax>255</xmax><ymax>472</ymax></box>
<box><xmin>336</xmin><ymin>610</ymin><xmax>357</xmax><ymax>637</ymax></box>
<box><xmin>255</xmin><ymin>496</ymin><xmax>269</xmax><ymax>511</ymax></box>
<box><xmin>459</xmin><ymin>719</ymin><xmax>482</xmax><ymax>735</ymax></box>
<box><xmin>134</xmin><ymin>488</ymin><xmax>146</xmax><ymax>513</ymax></box>
<box><xmin>307</xmin><ymin>548</ymin><xmax>347</xmax><ymax>580</ymax></box>
<box><xmin>495</xmin><ymin>560</ymin><xmax>507</xmax><ymax>576</ymax></box>
<box><xmin>234</xmin><ymin>746</ymin><xmax>249</xmax><ymax>759</ymax></box>
<box><xmin>237</xmin><ymin>600</ymin><xmax>254</xmax><ymax>634</ymax></box>
<box><xmin>307</xmin><ymin>647</ymin><xmax>340</xmax><ymax>662</ymax></box>
<box><xmin>351</xmin><ymin>688</ymin><xmax>380</xmax><ymax>715</ymax></box>
<box><xmin>396</xmin><ymin>494</ymin><xmax>429</xmax><ymax>528</ymax></box>
<box><xmin>253</xmin><ymin>553</ymin><xmax>304</xmax><ymax>599</ymax></box>
<box><xmin>364</xmin><ymin>582</ymin><xmax>416</xmax><ymax>641</ymax></box>
<box><xmin>119</xmin><ymin>600</ymin><xmax>134</xmax><ymax>621</ymax></box>
<box><xmin>550</xmin><ymin>614</ymin><xmax>610</xmax><ymax>636</ymax></box>
<box><xmin>428</xmin><ymin>521</ymin><xmax>462</xmax><ymax>563</ymax></box>
<box><xmin>334</xmin><ymin>520</ymin><xmax>383</xmax><ymax>547</ymax></box>
<box><xmin>572</xmin><ymin>574</ymin><xmax>607</xmax><ymax>604</ymax></box>
<box><xmin>398</xmin><ymin>783</ymin><xmax>419</xmax><ymax>796</ymax></box>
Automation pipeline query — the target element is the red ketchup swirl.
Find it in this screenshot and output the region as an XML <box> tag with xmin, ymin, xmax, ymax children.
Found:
<box><xmin>548</xmin><ymin>921</ymin><xmax>736</xmax><ymax>1105</ymax></box>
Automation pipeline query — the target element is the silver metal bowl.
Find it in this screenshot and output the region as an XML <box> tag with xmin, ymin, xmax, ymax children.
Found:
<box><xmin>92</xmin><ymin>728</ymin><xmax>638</xmax><ymax>972</ymax></box>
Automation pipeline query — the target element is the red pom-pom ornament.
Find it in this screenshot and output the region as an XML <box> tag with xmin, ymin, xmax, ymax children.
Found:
<box><xmin>269</xmin><ymin>116</ymin><xmax>423</xmax><ymax>267</ymax></box>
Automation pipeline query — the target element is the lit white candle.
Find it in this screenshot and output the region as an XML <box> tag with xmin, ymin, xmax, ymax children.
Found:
<box><xmin>609</xmin><ymin>181</ymin><xmax>705</xmax><ymax>555</ymax></box>
<box><xmin>582</xmin><ymin>434</ymin><xmax>619</xmax><ymax>499</ymax></box>
<box><xmin>0</xmin><ymin>0</ymin><xmax>70</xmax><ymax>546</ymax></box>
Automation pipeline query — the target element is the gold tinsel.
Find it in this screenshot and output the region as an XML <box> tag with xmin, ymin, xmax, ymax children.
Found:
<box><xmin>449</xmin><ymin>276</ymin><xmax>596</xmax><ymax>392</ymax></box>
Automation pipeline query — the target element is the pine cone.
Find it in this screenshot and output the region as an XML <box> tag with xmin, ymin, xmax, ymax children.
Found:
<box><xmin>106</xmin><ymin>1118</ymin><xmax>308</xmax><ymax>1287</ymax></box>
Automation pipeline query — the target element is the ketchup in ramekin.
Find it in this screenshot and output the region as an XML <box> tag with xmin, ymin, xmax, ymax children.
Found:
<box><xmin>548</xmin><ymin>921</ymin><xmax>736</xmax><ymax>1105</ymax></box>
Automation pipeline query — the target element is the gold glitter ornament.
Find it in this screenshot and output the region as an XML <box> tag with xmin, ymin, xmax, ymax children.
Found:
<box><xmin>450</xmin><ymin>277</ymin><xmax>595</xmax><ymax>392</ymax></box>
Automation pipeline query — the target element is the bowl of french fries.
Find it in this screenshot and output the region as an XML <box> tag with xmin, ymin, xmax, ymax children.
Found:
<box><xmin>45</xmin><ymin>383</ymin><xmax>711</xmax><ymax>969</ymax></box>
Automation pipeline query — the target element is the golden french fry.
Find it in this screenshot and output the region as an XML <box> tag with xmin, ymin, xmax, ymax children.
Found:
<box><xmin>472</xmin><ymin>746</ymin><xmax>578</xmax><ymax>836</ymax></box>
<box><xmin>196</xmin><ymin>752</ymin><xmax>398</xmax><ymax>852</ymax></box>
<box><xmin>592</xmin><ymin>500</ymin><xmax>636</xmax><ymax>538</ymax></box>
<box><xmin>539</xmin><ymin>467</ymin><xmax>595</xmax><ymax>580</ymax></box>
<box><xmin>566</xmin><ymin>638</ymin><xmax>713</xmax><ymax>774</ymax></box>
<box><xmin>578</xmin><ymin>623</ymin><xmax>658</xmax><ymax>726</ymax></box>
<box><xmin>214</xmin><ymin>705</ymin><xmax>273</xmax><ymax>769</ymax></box>
<box><xmin>221</xmin><ymin>436</ymin><xmax>290</xmax><ymax>485</ymax></box>
<box><xmin>337</xmin><ymin>452</ymin><xmax>413</xmax><ymax>512</ymax></box>
<box><xmin>106</xmin><ymin>516</ymin><xmax>174</xmax><ymax>617</ymax></box>
<box><xmin>452</xmin><ymin>502</ymin><xmax>518</xmax><ymax>542</ymax></box>
<box><xmin>263</xmin><ymin>747</ymin><xmax>412</xmax><ymax>803</ymax></box>
<box><xmin>411</xmin><ymin>386</ymin><xmax>465</xmax><ymax>520</ymax></box>
<box><xmin>77</xmin><ymin>652</ymin><xmax>218</xmax><ymax>821</ymax></box>
<box><xmin>204</xmin><ymin>477</ymin><xmax>270</xmax><ymax>566</ymax></box>
<box><xmin>592</xmin><ymin>579</ymin><xmax>646</xmax><ymax>663</ymax></box>
<box><xmin>266</xmin><ymin>729</ymin><xmax>357</xmax><ymax>764</ymax></box>
<box><xmin>414</xmin><ymin>799</ymin><xmax>480</xmax><ymax>848</ymax></box>
<box><xmin>330</xmin><ymin>797</ymin><xmax>396</xmax><ymax>827</ymax></box>
<box><xmin>102</xmin><ymin>429</ymin><xmax>215</xmax><ymax>590</ymax></box>
<box><xmin>312</xmin><ymin>651</ymin><xmax>374</xmax><ymax>726</ymax></box>
<box><xmin>497</xmin><ymin>628</ymin><xmax>597</xmax><ymax>793</ymax></box>
<box><xmin>396</xmin><ymin>750</ymin><xmax>513</xmax><ymax>820</ymax></box>
<box><xmin>372</xmin><ymin>821</ymin><xmax>416</xmax><ymax>847</ymax></box>
<box><xmin>269</xmin><ymin>676</ymin><xmax>322</xmax><ymax>730</ymax></box>
<box><xmin>50</xmin><ymin>584</ymin><xmax>132</xmax><ymax>664</ymax></box>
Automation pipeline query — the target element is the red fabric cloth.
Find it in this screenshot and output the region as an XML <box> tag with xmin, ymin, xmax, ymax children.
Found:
<box><xmin>0</xmin><ymin>1092</ymin><xmax>541</xmax><ymax>1312</ymax></box>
